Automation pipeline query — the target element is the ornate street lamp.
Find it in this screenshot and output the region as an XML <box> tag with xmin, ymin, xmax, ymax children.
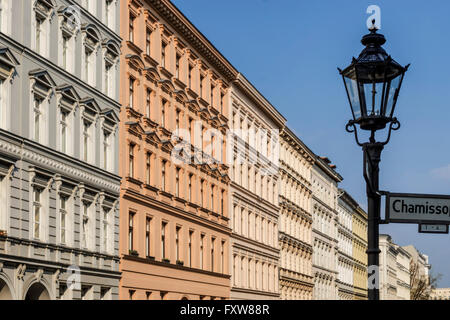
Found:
<box><xmin>338</xmin><ymin>20</ymin><xmax>409</xmax><ymax>300</ymax></box>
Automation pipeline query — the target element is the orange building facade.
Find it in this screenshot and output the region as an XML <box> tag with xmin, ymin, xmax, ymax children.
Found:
<box><xmin>118</xmin><ymin>0</ymin><xmax>234</xmax><ymax>300</ymax></box>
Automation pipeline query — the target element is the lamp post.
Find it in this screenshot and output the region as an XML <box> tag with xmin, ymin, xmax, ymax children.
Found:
<box><xmin>338</xmin><ymin>20</ymin><xmax>409</xmax><ymax>300</ymax></box>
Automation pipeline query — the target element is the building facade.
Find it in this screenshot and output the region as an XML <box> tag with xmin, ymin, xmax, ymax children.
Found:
<box><xmin>403</xmin><ymin>245</ymin><xmax>432</xmax><ymax>299</ymax></box>
<box><xmin>352</xmin><ymin>206</ymin><xmax>368</xmax><ymax>300</ymax></box>
<box><xmin>0</xmin><ymin>0</ymin><xmax>122</xmax><ymax>300</ymax></box>
<box><xmin>278</xmin><ymin>128</ymin><xmax>314</xmax><ymax>300</ymax></box>
<box><xmin>336</xmin><ymin>189</ymin><xmax>356</xmax><ymax>300</ymax></box>
<box><xmin>229</xmin><ymin>74</ymin><xmax>285</xmax><ymax>300</ymax></box>
<box><xmin>379</xmin><ymin>234</ymin><xmax>411</xmax><ymax>300</ymax></box>
<box><xmin>430</xmin><ymin>288</ymin><xmax>450</xmax><ymax>300</ymax></box>
<box><xmin>119</xmin><ymin>0</ymin><xmax>233</xmax><ymax>300</ymax></box>
<box><xmin>311</xmin><ymin>156</ymin><xmax>342</xmax><ymax>300</ymax></box>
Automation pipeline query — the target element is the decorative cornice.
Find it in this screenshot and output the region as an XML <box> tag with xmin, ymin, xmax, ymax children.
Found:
<box><xmin>146</xmin><ymin>0</ymin><xmax>237</xmax><ymax>82</ymax></box>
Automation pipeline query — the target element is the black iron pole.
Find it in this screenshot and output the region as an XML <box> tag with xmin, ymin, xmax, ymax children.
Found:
<box><xmin>363</xmin><ymin>141</ymin><xmax>384</xmax><ymax>301</ymax></box>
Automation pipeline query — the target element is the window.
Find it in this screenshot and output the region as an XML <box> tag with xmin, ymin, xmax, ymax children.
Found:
<box><xmin>189</xmin><ymin>118</ymin><xmax>193</xmax><ymax>144</ymax></box>
<box><xmin>35</xmin><ymin>17</ymin><xmax>43</xmax><ymax>54</ymax></box>
<box><xmin>104</xmin><ymin>62</ymin><xmax>113</xmax><ymax>97</ymax></box>
<box><xmin>34</xmin><ymin>97</ymin><xmax>43</xmax><ymax>142</ymax></box>
<box><xmin>220</xmin><ymin>92</ymin><xmax>225</xmax><ymax>113</ymax></box>
<box><xmin>176</xmin><ymin>110</ymin><xmax>180</xmax><ymax>131</ymax></box>
<box><xmin>105</xmin><ymin>0</ymin><xmax>114</xmax><ymax>29</ymax></box>
<box><xmin>33</xmin><ymin>188</ymin><xmax>42</xmax><ymax>240</ymax></box>
<box><xmin>59</xmin><ymin>195</ymin><xmax>68</xmax><ymax>244</ymax></box>
<box><xmin>146</xmin><ymin>28</ymin><xmax>151</xmax><ymax>55</ymax></box>
<box><xmin>60</xmin><ymin>110</ymin><xmax>68</xmax><ymax>153</ymax></box>
<box><xmin>102</xmin><ymin>209</ymin><xmax>109</xmax><ymax>253</ymax></box>
<box><xmin>161</xmin><ymin>99</ymin><xmax>166</xmax><ymax>128</ymax></box>
<box><xmin>146</xmin><ymin>152</ymin><xmax>151</xmax><ymax>185</ymax></box>
<box><xmin>176</xmin><ymin>54</ymin><xmax>181</xmax><ymax>79</ymax></box>
<box><xmin>211</xmin><ymin>185</ymin><xmax>214</xmax><ymax>212</ymax></box>
<box><xmin>129</xmin><ymin>144</ymin><xmax>135</xmax><ymax>178</ymax></box>
<box><xmin>200</xmin><ymin>234</ymin><xmax>204</xmax><ymax>269</ymax></box>
<box><xmin>188</xmin><ymin>64</ymin><xmax>193</xmax><ymax>88</ymax></box>
<box><xmin>62</xmin><ymin>36</ymin><xmax>69</xmax><ymax>70</ymax></box>
<box><xmin>176</xmin><ymin>226</ymin><xmax>181</xmax><ymax>261</ymax></box>
<box><xmin>161</xmin><ymin>222</ymin><xmax>167</xmax><ymax>259</ymax></box>
<box><xmin>129</xmin><ymin>14</ymin><xmax>135</xmax><ymax>42</ymax></box>
<box><xmin>200</xmin><ymin>179</ymin><xmax>204</xmax><ymax>207</ymax></box>
<box><xmin>84</xmin><ymin>49</ymin><xmax>92</xmax><ymax>84</ymax></box>
<box><xmin>146</xmin><ymin>217</ymin><xmax>151</xmax><ymax>257</ymax></box>
<box><xmin>161</xmin><ymin>160</ymin><xmax>166</xmax><ymax>192</ymax></box>
<box><xmin>146</xmin><ymin>89</ymin><xmax>151</xmax><ymax>118</ymax></box>
<box><xmin>200</xmin><ymin>74</ymin><xmax>204</xmax><ymax>98</ymax></box>
<box><xmin>83</xmin><ymin>120</ymin><xmax>92</xmax><ymax>162</ymax></box>
<box><xmin>82</xmin><ymin>202</ymin><xmax>90</xmax><ymax>249</ymax></box>
<box><xmin>103</xmin><ymin>131</ymin><xmax>111</xmax><ymax>170</ymax></box>
<box><xmin>211</xmin><ymin>84</ymin><xmax>215</xmax><ymax>105</ymax></box>
<box><xmin>220</xmin><ymin>190</ymin><xmax>224</xmax><ymax>215</ymax></box>
<box><xmin>175</xmin><ymin>168</ymin><xmax>180</xmax><ymax>197</ymax></box>
<box><xmin>128</xmin><ymin>212</ymin><xmax>134</xmax><ymax>251</ymax></box>
<box><xmin>188</xmin><ymin>174</ymin><xmax>192</xmax><ymax>202</ymax></box>
<box><xmin>221</xmin><ymin>241</ymin><xmax>225</xmax><ymax>274</ymax></box>
<box><xmin>161</xmin><ymin>41</ymin><xmax>166</xmax><ymax>68</ymax></box>
<box><xmin>211</xmin><ymin>237</ymin><xmax>215</xmax><ymax>272</ymax></box>
<box><xmin>188</xmin><ymin>230</ymin><xmax>193</xmax><ymax>267</ymax></box>
<box><xmin>0</xmin><ymin>79</ymin><xmax>4</xmax><ymax>129</ymax></box>
<box><xmin>0</xmin><ymin>0</ymin><xmax>10</xmax><ymax>35</ymax></box>
<box><xmin>129</xmin><ymin>77</ymin><xmax>135</xmax><ymax>109</ymax></box>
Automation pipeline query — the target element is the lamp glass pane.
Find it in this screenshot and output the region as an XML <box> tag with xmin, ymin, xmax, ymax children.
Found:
<box><xmin>344</xmin><ymin>77</ymin><xmax>361</xmax><ymax>119</ymax></box>
<box><xmin>385</xmin><ymin>75</ymin><xmax>402</xmax><ymax>118</ymax></box>
<box><xmin>363</xmin><ymin>82</ymin><xmax>384</xmax><ymax>116</ymax></box>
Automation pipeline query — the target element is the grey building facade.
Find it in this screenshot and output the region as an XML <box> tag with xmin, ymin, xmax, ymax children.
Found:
<box><xmin>0</xmin><ymin>0</ymin><xmax>121</xmax><ymax>300</ymax></box>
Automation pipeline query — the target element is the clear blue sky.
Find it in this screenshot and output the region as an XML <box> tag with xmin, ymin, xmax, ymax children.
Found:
<box><xmin>172</xmin><ymin>0</ymin><xmax>450</xmax><ymax>287</ymax></box>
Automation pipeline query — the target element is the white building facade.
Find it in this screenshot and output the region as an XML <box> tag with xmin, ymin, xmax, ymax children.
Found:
<box><xmin>336</xmin><ymin>189</ymin><xmax>356</xmax><ymax>300</ymax></box>
<box><xmin>379</xmin><ymin>234</ymin><xmax>411</xmax><ymax>300</ymax></box>
<box><xmin>229</xmin><ymin>74</ymin><xmax>285</xmax><ymax>300</ymax></box>
<box><xmin>311</xmin><ymin>156</ymin><xmax>342</xmax><ymax>300</ymax></box>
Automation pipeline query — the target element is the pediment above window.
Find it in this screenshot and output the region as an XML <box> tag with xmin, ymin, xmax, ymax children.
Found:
<box><xmin>82</xmin><ymin>24</ymin><xmax>101</xmax><ymax>51</ymax></box>
<box><xmin>29</xmin><ymin>69</ymin><xmax>55</xmax><ymax>98</ymax></box>
<box><xmin>158</xmin><ymin>79</ymin><xmax>175</xmax><ymax>95</ymax></box>
<box><xmin>101</xmin><ymin>108</ymin><xmax>119</xmax><ymax>131</ymax></box>
<box><xmin>144</xmin><ymin>67</ymin><xmax>161</xmax><ymax>83</ymax></box>
<box><xmin>34</xmin><ymin>0</ymin><xmax>56</xmax><ymax>19</ymax></box>
<box><xmin>126</xmin><ymin>54</ymin><xmax>145</xmax><ymax>72</ymax></box>
<box><xmin>80</xmin><ymin>97</ymin><xmax>101</xmax><ymax>120</ymax></box>
<box><xmin>103</xmin><ymin>40</ymin><xmax>120</xmax><ymax>63</ymax></box>
<box><xmin>56</xmin><ymin>84</ymin><xmax>79</xmax><ymax>110</ymax></box>
<box><xmin>0</xmin><ymin>154</ymin><xmax>16</xmax><ymax>178</ymax></box>
<box><xmin>58</xmin><ymin>6</ymin><xmax>81</xmax><ymax>36</ymax></box>
<box><xmin>174</xmin><ymin>90</ymin><xmax>188</xmax><ymax>104</ymax></box>
<box><xmin>29</xmin><ymin>166</ymin><xmax>54</xmax><ymax>188</ymax></box>
<box><xmin>0</xmin><ymin>47</ymin><xmax>19</xmax><ymax>80</ymax></box>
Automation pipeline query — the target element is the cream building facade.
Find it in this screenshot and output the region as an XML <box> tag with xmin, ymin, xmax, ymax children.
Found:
<box><xmin>229</xmin><ymin>74</ymin><xmax>285</xmax><ymax>300</ymax></box>
<box><xmin>278</xmin><ymin>128</ymin><xmax>315</xmax><ymax>300</ymax></box>
<box><xmin>336</xmin><ymin>190</ymin><xmax>356</xmax><ymax>300</ymax></box>
<box><xmin>430</xmin><ymin>288</ymin><xmax>450</xmax><ymax>300</ymax></box>
<box><xmin>312</xmin><ymin>156</ymin><xmax>342</xmax><ymax>300</ymax></box>
<box><xmin>379</xmin><ymin>234</ymin><xmax>411</xmax><ymax>300</ymax></box>
<box><xmin>352</xmin><ymin>206</ymin><xmax>368</xmax><ymax>300</ymax></box>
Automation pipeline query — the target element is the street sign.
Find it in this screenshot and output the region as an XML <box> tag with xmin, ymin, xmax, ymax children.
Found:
<box><xmin>419</xmin><ymin>224</ymin><xmax>449</xmax><ymax>234</ymax></box>
<box><xmin>385</xmin><ymin>192</ymin><xmax>450</xmax><ymax>224</ymax></box>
